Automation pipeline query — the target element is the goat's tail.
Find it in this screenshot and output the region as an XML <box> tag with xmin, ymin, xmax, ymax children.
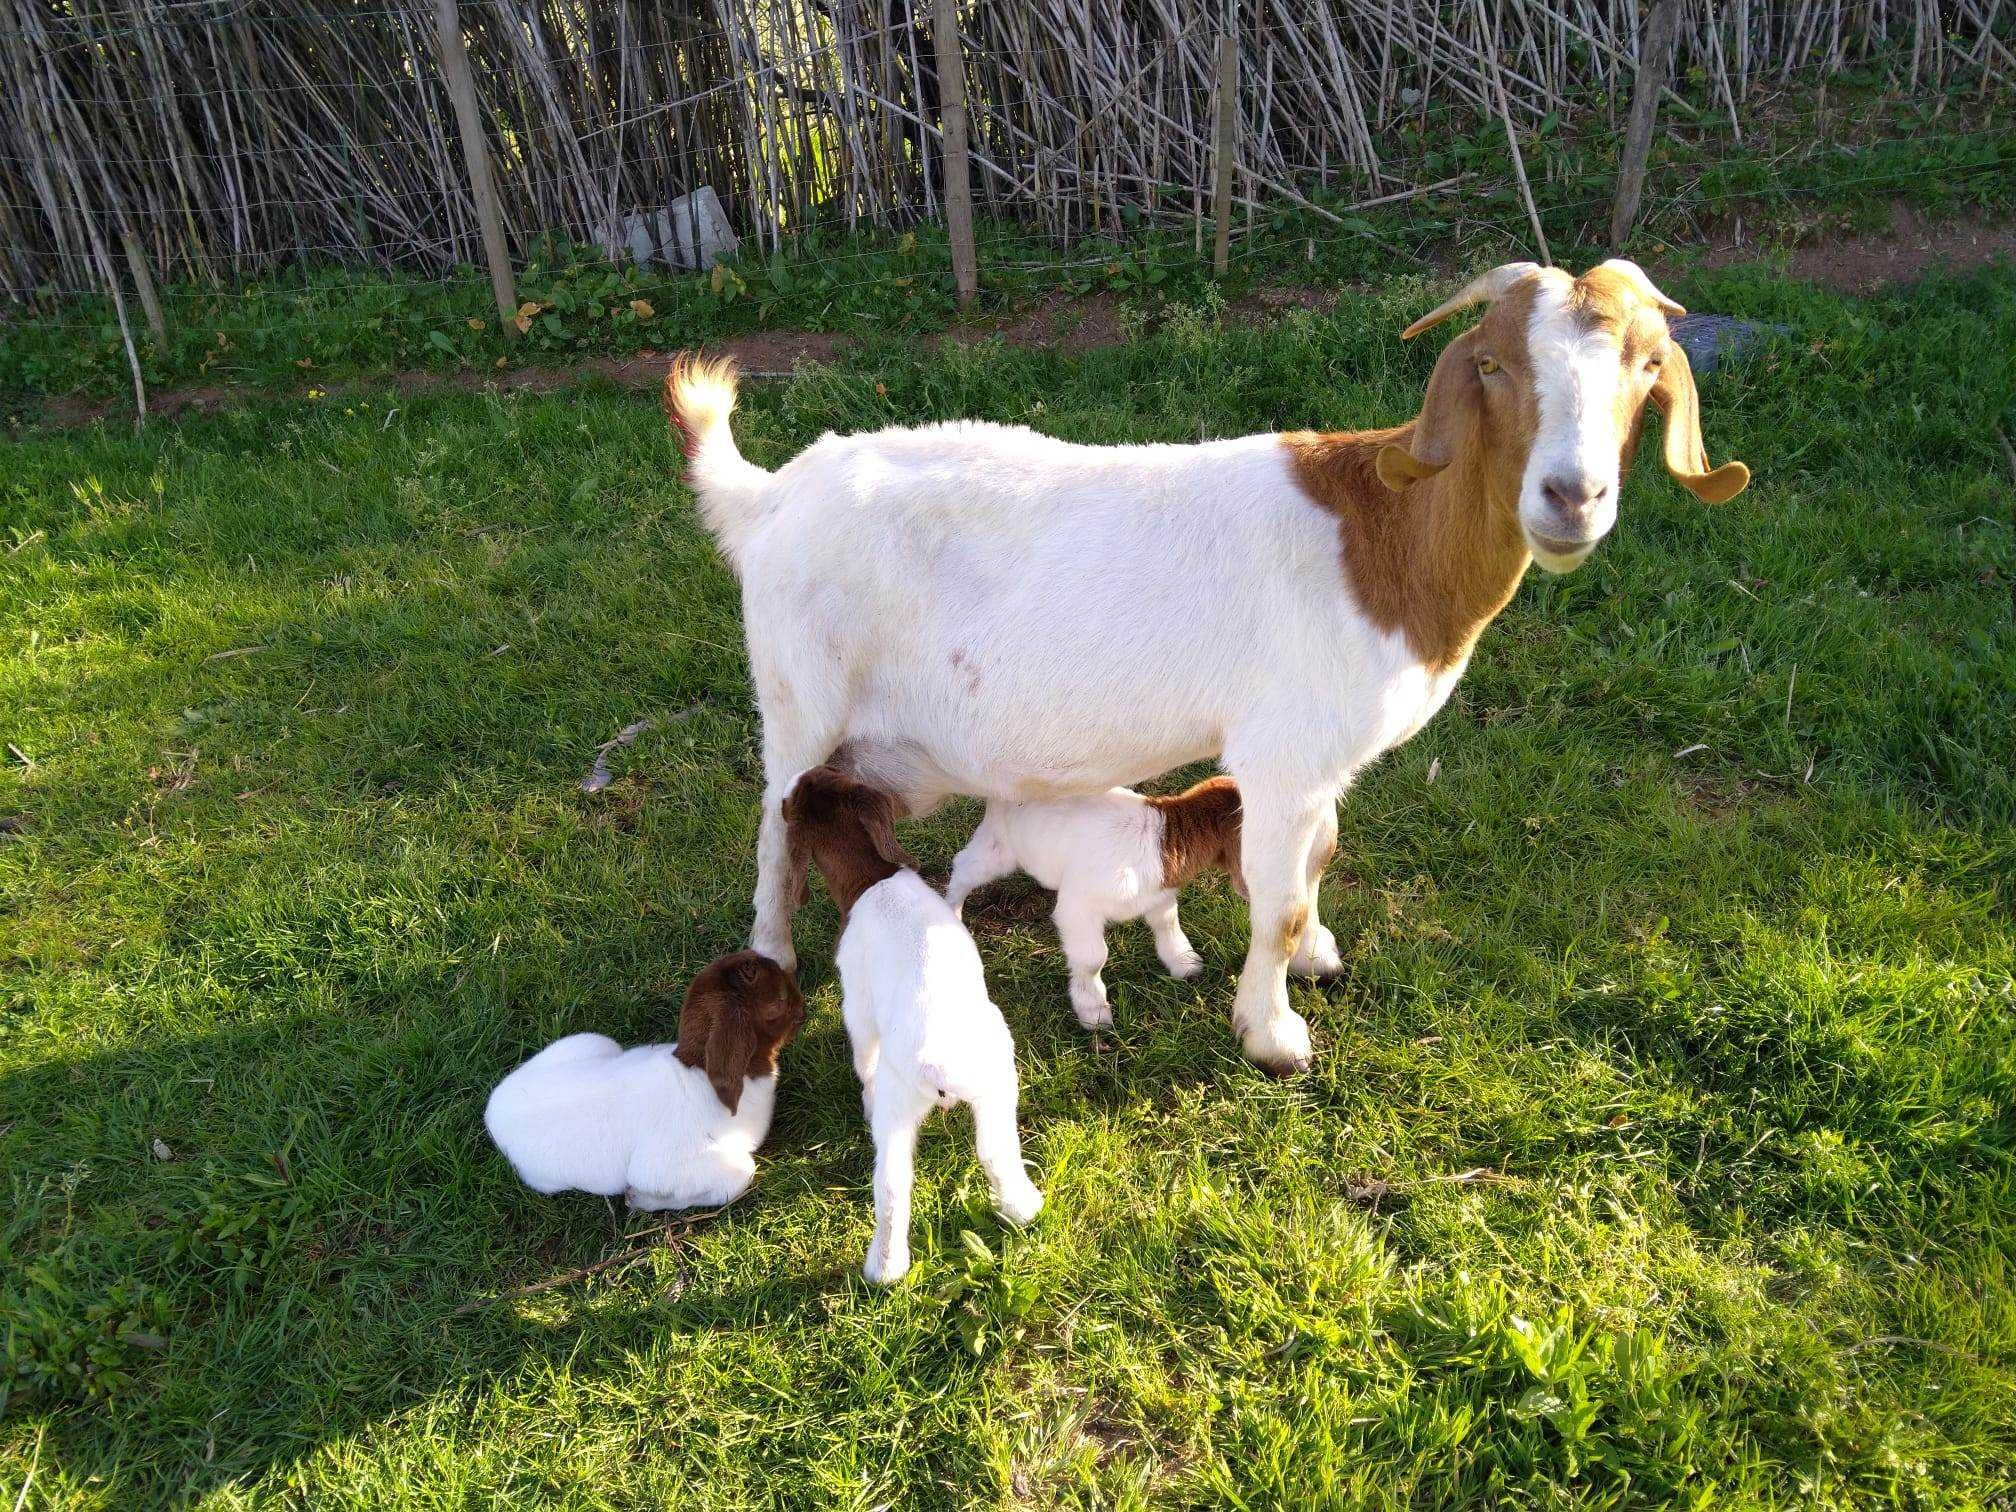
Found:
<box><xmin>664</xmin><ymin>353</ymin><xmax>775</xmax><ymax>569</ymax></box>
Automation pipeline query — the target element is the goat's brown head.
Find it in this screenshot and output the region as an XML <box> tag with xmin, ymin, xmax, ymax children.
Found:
<box><xmin>780</xmin><ymin>765</ymin><xmax>915</xmax><ymax>919</ymax></box>
<box><xmin>1377</xmin><ymin>260</ymin><xmax>1751</xmax><ymax>573</ymax></box>
<box><xmin>674</xmin><ymin>949</ymin><xmax>804</xmax><ymax>1114</ymax></box>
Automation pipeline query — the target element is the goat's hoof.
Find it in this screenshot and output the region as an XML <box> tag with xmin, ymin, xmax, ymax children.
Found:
<box><xmin>1289</xmin><ymin>930</ymin><xmax>1345</xmax><ymax>981</ymax></box>
<box><xmin>996</xmin><ymin>1186</ymin><xmax>1044</xmax><ymax>1225</ymax></box>
<box><xmin>1164</xmin><ymin>951</ymin><xmax>1206</xmax><ymax>981</ymax></box>
<box><xmin>1240</xmin><ymin>1010</ymin><xmax>1313</xmax><ymax>1076</ymax></box>
<box><xmin>863</xmin><ymin>1245</ymin><xmax>911</xmax><ymax>1285</ymax></box>
<box><xmin>1070</xmin><ymin>996</ymin><xmax>1114</xmax><ymax>1029</ymax></box>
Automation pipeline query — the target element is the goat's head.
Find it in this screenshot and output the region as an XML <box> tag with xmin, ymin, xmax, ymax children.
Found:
<box><xmin>780</xmin><ymin>765</ymin><xmax>916</xmax><ymax>918</ymax></box>
<box><xmin>1379</xmin><ymin>260</ymin><xmax>1750</xmax><ymax>573</ymax></box>
<box><xmin>675</xmin><ymin>949</ymin><xmax>805</xmax><ymax>1114</ymax></box>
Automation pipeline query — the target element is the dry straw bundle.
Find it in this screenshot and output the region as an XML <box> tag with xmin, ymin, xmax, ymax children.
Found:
<box><xmin>2</xmin><ymin>0</ymin><xmax>2006</xmax><ymax>303</ymax></box>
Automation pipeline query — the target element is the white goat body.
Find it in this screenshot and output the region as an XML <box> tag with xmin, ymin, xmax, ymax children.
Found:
<box><xmin>945</xmin><ymin>786</ymin><xmax>1232</xmax><ymax>1028</ymax></box>
<box><xmin>835</xmin><ymin>869</ymin><xmax>1043</xmax><ymax>1284</ymax></box>
<box><xmin>669</xmin><ymin>265</ymin><xmax>1746</xmax><ymax>1074</ymax></box>
<box><xmin>485</xmin><ymin>1034</ymin><xmax>775</xmax><ymax>1211</ymax></box>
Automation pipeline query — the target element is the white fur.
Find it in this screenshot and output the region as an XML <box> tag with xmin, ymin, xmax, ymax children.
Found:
<box><xmin>682</xmin><ymin>404</ymin><xmax>1478</xmax><ymax>1073</ymax></box>
<box><xmin>832</xmin><ymin>867</ymin><xmax>1043</xmax><ymax>1284</ymax></box>
<box><xmin>945</xmin><ymin>790</ymin><xmax>1220</xmax><ymax>1029</ymax></box>
<box><xmin>485</xmin><ymin>1033</ymin><xmax>776</xmax><ymax>1211</ymax></box>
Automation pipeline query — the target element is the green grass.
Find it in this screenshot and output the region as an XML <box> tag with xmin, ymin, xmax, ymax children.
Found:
<box><xmin>3</xmin><ymin>260</ymin><xmax>2014</xmax><ymax>1507</ymax></box>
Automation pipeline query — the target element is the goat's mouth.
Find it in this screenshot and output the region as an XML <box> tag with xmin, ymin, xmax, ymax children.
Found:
<box><xmin>1523</xmin><ymin>528</ymin><xmax>1600</xmax><ymax>573</ymax></box>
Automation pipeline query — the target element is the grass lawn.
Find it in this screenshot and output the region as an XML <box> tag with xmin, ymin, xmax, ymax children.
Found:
<box><xmin>3</xmin><ymin>261</ymin><xmax>2014</xmax><ymax>1507</ymax></box>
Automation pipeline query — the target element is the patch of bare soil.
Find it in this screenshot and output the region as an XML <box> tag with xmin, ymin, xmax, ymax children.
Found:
<box><xmin>1228</xmin><ymin>283</ymin><xmax>1340</xmax><ymax>325</ymax></box>
<box><xmin>1700</xmin><ymin>200</ymin><xmax>2016</xmax><ymax>293</ymax></box>
<box><xmin>34</xmin><ymin>329</ymin><xmax>852</xmax><ymax>429</ymax></box>
<box><xmin>960</xmin><ymin>876</ymin><xmax>1054</xmax><ymax>937</ymax></box>
<box><xmin>935</xmin><ymin>289</ymin><xmax>1128</xmax><ymax>354</ymax></box>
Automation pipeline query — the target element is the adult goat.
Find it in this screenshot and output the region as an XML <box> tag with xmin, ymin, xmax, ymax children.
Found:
<box><xmin>667</xmin><ymin>260</ymin><xmax>1750</xmax><ymax>1073</ymax></box>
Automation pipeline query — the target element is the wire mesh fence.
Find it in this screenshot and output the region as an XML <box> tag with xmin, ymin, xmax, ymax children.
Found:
<box><xmin>3</xmin><ymin>0</ymin><xmax>2011</xmax><ymax>312</ymax></box>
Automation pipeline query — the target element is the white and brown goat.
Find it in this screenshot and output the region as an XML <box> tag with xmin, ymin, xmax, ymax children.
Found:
<box><xmin>668</xmin><ymin>260</ymin><xmax>1750</xmax><ymax>1074</ymax></box>
<box><xmin>945</xmin><ymin>776</ymin><xmax>1246</xmax><ymax>1029</ymax></box>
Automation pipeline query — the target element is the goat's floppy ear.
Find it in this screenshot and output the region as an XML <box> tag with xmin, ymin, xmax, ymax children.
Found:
<box><xmin>1649</xmin><ymin>341</ymin><xmax>1750</xmax><ymax>503</ymax></box>
<box><xmin>859</xmin><ymin>788</ymin><xmax>916</xmax><ymax>871</ymax></box>
<box><xmin>702</xmin><ymin>1008</ymin><xmax>757</xmax><ymax>1115</ymax></box>
<box><xmin>1378</xmin><ymin>328</ymin><xmax>1481</xmax><ymax>492</ymax></box>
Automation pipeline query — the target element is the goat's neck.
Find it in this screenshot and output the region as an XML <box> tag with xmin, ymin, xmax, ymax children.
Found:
<box><xmin>815</xmin><ymin>847</ymin><xmax>905</xmax><ymax>920</ymax></box>
<box><xmin>1285</xmin><ymin>430</ymin><xmax>1533</xmax><ymax>675</ymax></box>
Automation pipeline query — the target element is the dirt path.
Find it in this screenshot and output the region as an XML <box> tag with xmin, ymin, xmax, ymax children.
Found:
<box><xmin>28</xmin><ymin>208</ymin><xmax>2014</xmax><ymax>429</ymax></box>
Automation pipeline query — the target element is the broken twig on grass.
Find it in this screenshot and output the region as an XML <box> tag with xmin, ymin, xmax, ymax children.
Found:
<box><xmin>580</xmin><ymin>704</ymin><xmax>703</xmax><ymax>793</ymax></box>
<box><xmin>453</xmin><ymin>1200</ymin><xmax>739</xmax><ymax>1315</ymax></box>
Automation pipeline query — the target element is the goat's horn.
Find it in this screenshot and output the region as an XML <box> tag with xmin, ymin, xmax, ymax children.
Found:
<box><xmin>1400</xmin><ymin>262</ymin><xmax>1541</xmax><ymax>340</ymax></box>
<box><xmin>1596</xmin><ymin>258</ymin><xmax>1686</xmax><ymax>318</ymax></box>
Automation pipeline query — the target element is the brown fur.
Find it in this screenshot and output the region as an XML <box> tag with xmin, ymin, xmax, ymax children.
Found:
<box><xmin>672</xmin><ymin>949</ymin><xmax>805</xmax><ymax>1115</ymax></box>
<box><xmin>1149</xmin><ymin>775</ymin><xmax>1246</xmax><ymax>891</ymax></box>
<box><xmin>1277</xmin><ymin>903</ymin><xmax>1309</xmax><ymax>960</ymax></box>
<box><xmin>780</xmin><ymin>765</ymin><xmax>917</xmax><ymax>920</ymax></box>
<box><xmin>1285</xmin><ymin>265</ymin><xmax>1747</xmax><ymax>672</ymax></box>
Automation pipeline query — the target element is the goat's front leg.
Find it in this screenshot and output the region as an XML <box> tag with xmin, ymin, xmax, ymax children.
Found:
<box><xmin>1143</xmin><ymin>893</ymin><xmax>1205</xmax><ymax>981</ymax></box>
<box><xmin>1050</xmin><ymin>896</ymin><xmax>1114</xmax><ymax>1029</ymax></box>
<box><xmin>1288</xmin><ymin>800</ymin><xmax>1344</xmax><ymax>980</ymax></box>
<box><xmin>751</xmin><ymin>784</ymin><xmax>804</xmax><ymax>972</ymax></box>
<box><xmin>970</xmin><ymin>1085</ymin><xmax>1043</xmax><ymax>1225</ymax></box>
<box><xmin>1223</xmin><ymin>779</ymin><xmax>1331</xmax><ymax>1074</ymax></box>
<box><xmin>944</xmin><ymin>814</ymin><xmax>1016</xmax><ymax>917</ymax></box>
<box><xmin>864</xmin><ymin>1094</ymin><xmax>923</xmax><ymax>1284</ymax></box>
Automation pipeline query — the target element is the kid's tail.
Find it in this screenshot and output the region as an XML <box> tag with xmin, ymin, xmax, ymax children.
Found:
<box><xmin>663</xmin><ymin>353</ymin><xmax>776</xmax><ymax>569</ymax></box>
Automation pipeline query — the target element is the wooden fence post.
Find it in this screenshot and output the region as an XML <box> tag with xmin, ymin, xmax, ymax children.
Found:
<box><xmin>1610</xmin><ymin>0</ymin><xmax>1683</xmax><ymax>247</ymax></box>
<box><xmin>932</xmin><ymin>0</ymin><xmax>978</xmax><ymax>307</ymax></box>
<box><xmin>114</xmin><ymin>214</ymin><xmax>165</xmax><ymax>341</ymax></box>
<box><xmin>434</xmin><ymin>0</ymin><xmax>517</xmax><ymax>331</ymax></box>
<box><xmin>1211</xmin><ymin>25</ymin><xmax>1237</xmax><ymax>274</ymax></box>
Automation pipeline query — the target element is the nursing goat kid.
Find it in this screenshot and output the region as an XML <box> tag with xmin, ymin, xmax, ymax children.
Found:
<box><xmin>670</xmin><ymin>260</ymin><xmax>1750</xmax><ymax>1074</ymax></box>
<box><xmin>781</xmin><ymin>764</ymin><xmax>1043</xmax><ymax>1285</ymax></box>
<box><xmin>944</xmin><ymin>776</ymin><xmax>1246</xmax><ymax>1030</ymax></box>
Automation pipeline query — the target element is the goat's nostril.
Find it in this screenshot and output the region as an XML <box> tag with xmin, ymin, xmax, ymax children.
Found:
<box><xmin>1542</xmin><ymin>474</ymin><xmax>1608</xmax><ymax>516</ymax></box>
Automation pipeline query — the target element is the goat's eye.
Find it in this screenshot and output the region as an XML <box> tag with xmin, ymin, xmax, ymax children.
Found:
<box><xmin>1645</xmin><ymin>353</ymin><xmax>1664</xmax><ymax>371</ymax></box>
<box><xmin>1476</xmin><ymin>356</ymin><xmax>1500</xmax><ymax>376</ymax></box>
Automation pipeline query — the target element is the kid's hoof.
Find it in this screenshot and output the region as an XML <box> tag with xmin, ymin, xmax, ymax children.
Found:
<box><xmin>863</xmin><ymin>1244</ymin><xmax>911</xmax><ymax>1285</ymax></box>
<box><xmin>1164</xmin><ymin>950</ymin><xmax>1207</xmax><ymax>981</ymax></box>
<box><xmin>996</xmin><ymin>1186</ymin><xmax>1045</xmax><ymax>1225</ymax></box>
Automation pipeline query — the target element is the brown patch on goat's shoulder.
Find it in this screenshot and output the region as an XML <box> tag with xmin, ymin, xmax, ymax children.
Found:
<box><xmin>1283</xmin><ymin>429</ymin><xmax>1527</xmax><ymax>675</ymax></box>
<box><xmin>1149</xmin><ymin>776</ymin><xmax>1243</xmax><ymax>889</ymax></box>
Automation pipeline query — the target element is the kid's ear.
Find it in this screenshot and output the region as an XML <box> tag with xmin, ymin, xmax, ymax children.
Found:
<box><xmin>703</xmin><ymin>1013</ymin><xmax>757</xmax><ymax>1115</ymax></box>
<box><xmin>860</xmin><ymin>789</ymin><xmax>916</xmax><ymax>871</ymax></box>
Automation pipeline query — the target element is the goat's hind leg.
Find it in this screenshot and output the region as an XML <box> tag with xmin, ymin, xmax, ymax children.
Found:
<box><xmin>1287</xmin><ymin>800</ymin><xmax>1344</xmax><ymax>982</ymax></box>
<box><xmin>864</xmin><ymin>1090</ymin><xmax>924</xmax><ymax>1284</ymax></box>
<box><xmin>749</xmin><ymin>690</ymin><xmax>849</xmax><ymax>971</ymax></box>
<box><xmin>971</xmin><ymin>1087</ymin><xmax>1043</xmax><ymax>1225</ymax></box>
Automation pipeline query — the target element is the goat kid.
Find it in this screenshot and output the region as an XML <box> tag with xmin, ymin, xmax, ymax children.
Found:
<box><xmin>945</xmin><ymin>776</ymin><xmax>1245</xmax><ymax>1028</ymax></box>
<box><xmin>484</xmin><ymin>951</ymin><xmax>804</xmax><ymax>1211</ymax></box>
<box><xmin>782</xmin><ymin>764</ymin><xmax>1043</xmax><ymax>1284</ymax></box>
<box><xmin>670</xmin><ymin>260</ymin><xmax>1749</xmax><ymax>1075</ymax></box>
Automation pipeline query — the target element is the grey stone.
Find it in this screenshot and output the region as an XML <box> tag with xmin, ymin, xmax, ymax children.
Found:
<box><xmin>620</xmin><ymin>186</ymin><xmax>739</xmax><ymax>272</ymax></box>
<box><xmin>1667</xmin><ymin>313</ymin><xmax>1785</xmax><ymax>375</ymax></box>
